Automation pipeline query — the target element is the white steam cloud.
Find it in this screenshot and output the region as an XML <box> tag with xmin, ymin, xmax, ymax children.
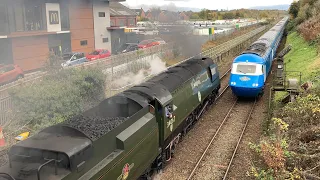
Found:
<box><xmin>111</xmin><ymin>56</ymin><xmax>167</xmax><ymax>89</ymax></box>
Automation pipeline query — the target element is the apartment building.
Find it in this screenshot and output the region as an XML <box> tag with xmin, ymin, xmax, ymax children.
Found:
<box><xmin>0</xmin><ymin>0</ymin><xmax>123</xmax><ymax>72</ymax></box>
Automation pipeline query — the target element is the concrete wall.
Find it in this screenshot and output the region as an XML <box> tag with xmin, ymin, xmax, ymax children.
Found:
<box><xmin>45</xmin><ymin>3</ymin><xmax>61</xmax><ymax>32</ymax></box>
<box><xmin>93</xmin><ymin>0</ymin><xmax>111</xmax><ymax>52</ymax></box>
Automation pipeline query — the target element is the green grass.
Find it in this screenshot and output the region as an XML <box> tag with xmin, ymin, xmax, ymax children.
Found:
<box><xmin>284</xmin><ymin>32</ymin><xmax>319</xmax><ymax>81</ymax></box>
<box><xmin>274</xmin><ymin>32</ymin><xmax>319</xmax><ymax>102</ymax></box>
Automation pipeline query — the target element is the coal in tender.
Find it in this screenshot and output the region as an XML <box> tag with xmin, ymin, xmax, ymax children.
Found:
<box><xmin>62</xmin><ymin>115</ymin><xmax>126</xmax><ymax>141</ymax></box>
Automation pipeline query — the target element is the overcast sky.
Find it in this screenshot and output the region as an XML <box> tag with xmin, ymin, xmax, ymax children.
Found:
<box><xmin>124</xmin><ymin>0</ymin><xmax>294</xmax><ymax>10</ymax></box>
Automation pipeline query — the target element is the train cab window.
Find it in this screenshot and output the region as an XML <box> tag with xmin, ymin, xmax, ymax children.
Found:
<box><xmin>236</xmin><ymin>64</ymin><xmax>256</xmax><ymax>74</ymax></box>
<box><xmin>165</xmin><ymin>105</ymin><xmax>173</xmax><ymax>119</ymax></box>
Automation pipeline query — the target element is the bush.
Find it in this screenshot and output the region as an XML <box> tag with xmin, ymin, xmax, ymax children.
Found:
<box><xmin>8</xmin><ymin>67</ymin><xmax>106</xmax><ymax>131</ymax></box>
<box><xmin>297</xmin><ymin>16</ymin><xmax>320</xmax><ymax>42</ymax></box>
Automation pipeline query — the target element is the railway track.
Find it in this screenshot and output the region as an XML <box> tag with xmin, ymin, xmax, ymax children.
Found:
<box><xmin>187</xmin><ymin>97</ymin><xmax>257</xmax><ymax>180</ymax></box>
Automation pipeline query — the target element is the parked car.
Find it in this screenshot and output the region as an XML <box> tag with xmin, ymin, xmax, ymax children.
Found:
<box><xmin>117</xmin><ymin>43</ymin><xmax>139</xmax><ymax>54</ymax></box>
<box><xmin>154</xmin><ymin>37</ymin><xmax>166</xmax><ymax>45</ymax></box>
<box><xmin>0</xmin><ymin>64</ymin><xmax>24</xmax><ymax>85</ymax></box>
<box><xmin>61</xmin><ymin>52</ymin><xmax>88</xmax><ymax>67</ymax></box>
<box><xmin>138</xmin><ymin>39</ymin><xmax>156</xmax><ymax>49</ymax></box>
<box><xmin>86</xmin><ymin>49</ymin><xmax>111</xmax><ymax>61</ymax></box>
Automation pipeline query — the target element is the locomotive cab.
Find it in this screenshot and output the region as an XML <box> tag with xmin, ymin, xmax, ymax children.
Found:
<box><xmin>229</xmin><ymin>54</ymin><xmax>266</xmax><ymax>97</ymax></box>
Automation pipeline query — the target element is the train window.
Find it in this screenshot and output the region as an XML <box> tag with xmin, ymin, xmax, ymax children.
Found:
<box><xmin>210</xmin><ymin>66</ymin><xmax>216</xmax><ymax>76</ymax></box>
<box><xmin>236</xmin><ymin>64</ymin><xmax>256</xmax><ymax>74</ymax></box>
<box><xmin>165</xmin><ymin>105</ymin><xmax>173</xmax><ymax>118</ymax></box>
<box><xmin>200</xmin><ymin>71</ymin><xmax>209</xmax><ymax>82</ymax></box>
<box><xmin>149</xmin><ymin>105</ymin><xmax>155</xmax><ymax>115</ymax></box>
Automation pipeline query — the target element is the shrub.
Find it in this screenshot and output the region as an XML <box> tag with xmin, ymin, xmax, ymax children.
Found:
<box><xmin>297</xmin><ymin>16</ymin><xmax>320</xmax><ymax>42</ymax></box>
<box><xmin>8</xmin><ymin>66</ymin><xmax>106</xmax><ymax>131</ymax></box>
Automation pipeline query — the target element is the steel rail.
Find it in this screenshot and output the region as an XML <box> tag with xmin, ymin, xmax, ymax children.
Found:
<box><xmin>222</xmin><ymin>98</ymin><xmax>257</xmax><ymax>180</ymax></box>
<box><xmin>187</xmin><ymin>97</ymin><xmax>258</xmax><ymax>180</ymax></box>
<box><xmin>187</xmin><ymin>98</ymin><xmax>238</xmax><ymax>180</ymax></box>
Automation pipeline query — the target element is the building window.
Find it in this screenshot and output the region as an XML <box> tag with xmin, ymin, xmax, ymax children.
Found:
<box><xmin>128</xmin><ymin>18</ymin><xmax>135</xmax><ymax>26</ymax></box>
<box><xmin>99</xmin><ymin>12</ymin><xmax>105</xmax><ymax>17</ymax></box>
<box><xmin>110</xmin><ymin>19</ymin><xmax>116</xmax><ymax>27</ymax></box>
<box><xmin>13</xmin><ymin>3</ymin><xmax>24</xmax><ymax>32</ymax></box>
<box><xmin>12</xmin><ymin>1</ymin><xmax>44</xmax><ymax>32</ymax></box>
<box><xmin>102</xmin><ymin>38</ymin><xmax>108</xmax><ymax>43</ymax></box>
<box><xmin>24</xmin><ymin>3</ymin><xmax>43</xmax><ymax>31</ymax></box>
<box><xmin>80</xmin><ymin>40</ymin><xmax>88</xmax><ymax>46</ymax></box>
<box><xmin>118</xmin><ymin>19</ymin><xmax>126</xmax><ymax>27</ymax></box>
<box><xmin>0</xmin><ymin>4</ymin><xmax>8</xmax><ymax>34</ymax></box>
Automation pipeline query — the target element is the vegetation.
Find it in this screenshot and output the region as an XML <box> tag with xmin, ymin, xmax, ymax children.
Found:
<box><xmin>287</xmin><ymin>0</ymin><xmax>320</xmax><ymax>45</ymax></box>
<box><xmin>189</xmin><ymin>9</ymin><xmax>286</xmax><ymax>20</ymax></box>
<box><xmin>248</xmin><ymin>1</ymin><xmax>320</xmax><ymax>179</ymax></box>
<box><xmin>7</xmin><ymin>66</ymin><xmax>106</xmax><ymax>133</ymax></box>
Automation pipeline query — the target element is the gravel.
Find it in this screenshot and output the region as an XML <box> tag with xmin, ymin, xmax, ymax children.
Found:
<box><xmin>191</xmin><ymin>100</ymin><xmax>255</xmax><ymax>180</ymax></box>
<box><xmin>62</xmin><ymin>115</ymin><xmax>127</xmax><ymax>141</ymax></box>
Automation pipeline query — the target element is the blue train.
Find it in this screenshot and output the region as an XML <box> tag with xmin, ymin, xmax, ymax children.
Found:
<box><xmin>229</xmin><ymin>17</ymin><xmax>289</xmax><ymax>97</ymax></box>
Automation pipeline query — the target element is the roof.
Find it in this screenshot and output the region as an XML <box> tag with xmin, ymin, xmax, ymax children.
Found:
<box><xmin>109</xmin><ymin>2</ymin><xmax>137</xmax><ymax>16</ymax></box>
<box><xmin>133</xmin><ymin>8</ymin><xmax>143</xmax><ymax>16</ymax></box>
<box><xmin>233</xmin><ymin>54</ymin><xmax>265</xmax><ymax>64</ymax></box>
<box><xmin>147</xmin><ymin>10</ymin><xmax>161</xmax><ymax>17</ymax></box>
<box><xmin>12</xmin><ymin>126</ymin><xmax>92</xmax><ymax>157</ymax></box>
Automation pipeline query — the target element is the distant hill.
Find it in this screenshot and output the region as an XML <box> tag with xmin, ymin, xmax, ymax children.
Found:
<box><xmin>249</xmin><ymin>4</ymin><xmax>290</xmax><ymax>10</ymax></box>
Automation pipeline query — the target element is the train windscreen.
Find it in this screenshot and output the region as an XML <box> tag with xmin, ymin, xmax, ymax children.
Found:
<box><xmin>236</xmin><ymin>64</ymin><xmax>256</xmax><ymax>74</ymax></box>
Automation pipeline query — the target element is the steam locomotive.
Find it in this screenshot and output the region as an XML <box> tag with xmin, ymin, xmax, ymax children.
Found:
<box><xmin>0</xmin><ymin>56</ymin><xmax>221</xmax><ymax>180</ymax></box>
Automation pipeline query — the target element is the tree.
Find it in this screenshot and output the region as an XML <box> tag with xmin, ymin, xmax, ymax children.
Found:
<box><xmin>289</xmin><ymin>1</ymin><xmax>300</xmax><ymax>19</ymax></box>
<box><xmin>190</xmin><ymin>13</ymin><xmax>200</xmax><ymax>19</ymax></box>
<box><xmin>222</xmin><ymin>12</ymin><xmax>235</xmax><ymax>19</ymax></box>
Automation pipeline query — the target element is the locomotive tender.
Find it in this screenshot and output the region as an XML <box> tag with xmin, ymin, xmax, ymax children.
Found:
<box><xmin>229</xmin><ymin>17</ymin><xmax>289</xmax><ymax>97</ymax></box>
<box><xmin>0</xmin><ymin>57</ymin><xmax>221</xmax><ymax>180</ymax></box>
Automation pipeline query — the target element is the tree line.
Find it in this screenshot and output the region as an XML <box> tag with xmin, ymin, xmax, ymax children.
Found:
<box><xmin>189</xmin><ymin>9</ymin><xmax>287</xmax><ymax>20</ymax></box>
<box><xmin>288</xmin><ymin>0</ymin><xmax>320</xmax><ymax>43</ymax></box>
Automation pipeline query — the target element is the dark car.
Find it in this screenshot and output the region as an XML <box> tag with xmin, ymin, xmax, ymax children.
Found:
<box><xmin>117</xmin><ymin>43</ymin><xmax>139</xmax><ymax>54</ymax></box>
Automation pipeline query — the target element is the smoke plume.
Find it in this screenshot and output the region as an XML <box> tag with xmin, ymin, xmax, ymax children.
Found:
<box><xmin>111</xmin><ymin>56</ymin><xmax>167</xmax><ymax>89</ymax></box>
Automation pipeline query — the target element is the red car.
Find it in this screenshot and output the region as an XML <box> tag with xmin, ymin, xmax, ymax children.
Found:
<box><xmin>86</xmin><ymin>49</ymin><xmax>111</xmax><ymax>61</ymax></box>
<box><xmin>0</xmin><ymin>64</ymin><xmax>24</xmax><ymax>85</ymax></box>
<box><xmin>138</xmin><ymin>39</ymin><xmax>159</xmax><ymax>49</ymax></box>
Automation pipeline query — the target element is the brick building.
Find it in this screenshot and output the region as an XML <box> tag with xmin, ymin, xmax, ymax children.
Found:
<box><xmin>108</xmin><ymin>2</ymin><xmax>137</xmax><ymax>54</ymax></box>
<box><xmin>0</xmin><ymin>0</ymin><xmax>124</xmax><ymax>72</ymax></box>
